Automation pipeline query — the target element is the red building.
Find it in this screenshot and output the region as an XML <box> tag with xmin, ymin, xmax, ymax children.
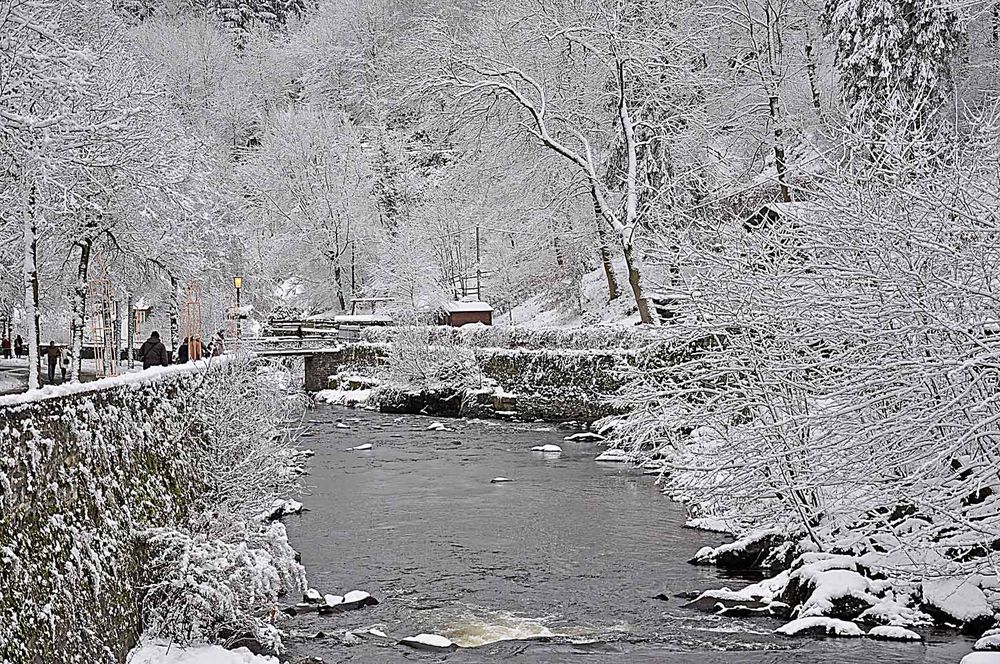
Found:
<box><xmin>439</xmin><ymin>301</ymin><xmax>493</xmax><ymax>327</ymax></box>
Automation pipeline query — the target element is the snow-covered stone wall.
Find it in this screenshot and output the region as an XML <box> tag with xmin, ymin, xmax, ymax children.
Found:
<box><xmin>307</xmin><ymin>339</ymin><xmax>632</xmax><ymax>421</ymax></box>
<box><xmin>0</xmin><ymin>364</ymin><xmax>225</xmax><ymax>663</ymax></box>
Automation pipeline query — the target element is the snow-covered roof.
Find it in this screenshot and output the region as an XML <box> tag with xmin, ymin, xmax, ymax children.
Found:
<box><xmin>443</xmin><ymin>301</ymin><xmax>493</xmax><ymax>313</ymax></box>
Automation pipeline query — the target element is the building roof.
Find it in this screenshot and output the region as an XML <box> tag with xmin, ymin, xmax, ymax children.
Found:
<box><xmin>443</xmin><ymin>301</ymin><xmax>493</xmax><ymax>313</ymax></box>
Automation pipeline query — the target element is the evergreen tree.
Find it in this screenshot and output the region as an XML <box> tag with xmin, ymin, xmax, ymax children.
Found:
<box><xmin>824</xmin><ymin>0</ymin><xmax>967</xmax><ymax>133</ymax></box>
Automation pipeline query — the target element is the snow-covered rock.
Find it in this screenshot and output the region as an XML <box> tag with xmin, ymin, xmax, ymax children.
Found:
<box><xmin>962</xmin><ymin>654</ymin><xmax>1000</xmax><ymax>664</ymax></box>
<box><xmin>324</xmin><ymin>594</ymin><xmax>344</xmax><ymax>607</ymax></box>
<box><xmin>427</xmin><ymin>421</ymin><xmax>448</xmax><ymax>431</ymax></box>
<box><xmin>921</xmin><ymin>577</ymin><xmax>994</xmax><ymax>633</ymax></box>
<box><xmin>264</xmin><ymin>498</ymin><xmax>304</xmax><ymax>521</ymax></box>
<box><xmin>531</xmin><ymin>444</ymin><xmax>562</xmax><ymax>453</ymax></box>
<box><xmin>776</xmin><ymin>617</ymin><xmax>864</xmax><ymax>637</ymax></box>
<box><xmin>399</xmin><ymin>633</ymin><xmax>458</xmax><ymax>652</ymax></box>
<box><xmin>858</xmin><ymin>595</ymin><xmax>930</xmax><ymax>627</ymax></box>
<box><xmin>595</xmin><ymin>448</ymin><xmax>628</xmax><ymax>462</ymax></box>
<box><xmin>348</xmin><ymin>443</ymin><xmax>373</xmax><ymax>451</ymax></box>
<box><xmin>683</xmin><ymin>589</ymin><xmax>775</xmax><ymax>616</ymax></box>
<box><xmin>491</xmin><ymin>477</ymin><xmax>513</xmax><ymax>483</ymax></box>
<box><xmin>336</xmin><ymin>422</ymin><xmax>350</xmax><ymax>429</ymax></box>
<box><xmin>339</xmin><ymin>590</ymin><xmax>379</xmax><ymax>610</ymax></box>
<box><xmin>367</xmin><ymin>628</ymin><xmax>388</xmax><ymax>638</ymax></box>
<box><xmin>304</xmin><ymin>588</ymin><xmax>322</xmax><ymax>603</ymax></box>
<box><xmin>867</xmin><ymin>626</ymin><xmax>922</xmax><ymax>641</ymax></box>
<box><xmin>975</xmin><ymin>628</ymin><xmax>1000</xmax><ymax>651</ymax></box>
<box><xmin>785</xmin><ymin>565</ymin><xmax>878</xmax><ymax>620</ymax></box>
<box><xmin>690</xmin><ymin>528</ymin><xmax>793</xmax><ymax>570</ymax></box>
<box><xmin>564</xmin><ymin>432</ymin><xmax>605</xmax><ymax>442</ymax></box>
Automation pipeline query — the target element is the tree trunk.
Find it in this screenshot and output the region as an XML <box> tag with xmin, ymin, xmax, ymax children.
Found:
<box><xmin>334</xmin><ymin>264</ymin><xmax>347</xmax><ymax>311</ymax></box>
<box><xmin>23</xmin><ymin>186</ymin><xmax>40</xmax><ymax>389</ymax></box>
<box><xmin>591</xmin><ymin>186</ymin><xmax>620</xmax><ymax>301</ymax></box>
<box><xmin>768</xmin><ymin>92</ymin><xmax>792</xmax><ymax>203</ymax></box>
<box><xmin>70</xmin><ymin>238</ymin><xmax>92</xmax><ymax>383</ymax></box>
<box><xmin>804</xmin><ymin>26</ymin><xmax>822</xmax><ymax>116</ymax></box>
<box><xmin>169</xmin><ymin>275</ymin><xmax>180</xmax><ymax>358</ymax></box>
<box><xmin>622</xmin><ymin>240</ymin><xmax>654</xmax><ymax>325</ymax></box>
<box><xmin>126</xmin><ymin>292</ymin><xmax>135</xmax><ymax>369</ymax></box>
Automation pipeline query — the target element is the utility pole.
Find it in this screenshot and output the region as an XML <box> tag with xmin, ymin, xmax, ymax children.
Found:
<box><xmin>351</xmin><ymin>240</ymin><xmax>356</xmax><ymax>296</ymax></box>
<box><xmin>475</xmin><ymin>224</ymin><xmax>481</xmax><ymax>300</ymax></box>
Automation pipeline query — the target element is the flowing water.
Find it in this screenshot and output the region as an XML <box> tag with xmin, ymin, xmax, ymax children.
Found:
<box><xmin>283</xmin><ymin>405</ymin><xmax>974</xmax><ymax>663</ymax></box>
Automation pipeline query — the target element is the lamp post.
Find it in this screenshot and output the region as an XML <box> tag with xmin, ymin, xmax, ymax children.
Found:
<box><xmin>233</xmin><ymin>276</ymin><xmax>243</xmax><ymax>339</ymax></box>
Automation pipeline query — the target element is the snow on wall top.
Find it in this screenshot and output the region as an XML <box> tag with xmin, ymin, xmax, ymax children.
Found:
<box><xmin>0</xmin><ymin>356</ymin><xmax>235</xmax><ymax>408</ymax></box>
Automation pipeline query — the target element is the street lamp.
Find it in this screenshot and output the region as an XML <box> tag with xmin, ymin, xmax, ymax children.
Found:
<box><xmin>233</xmin><ymin>276</ymin><xmax>243</xmax><ymax>339</ymax></box>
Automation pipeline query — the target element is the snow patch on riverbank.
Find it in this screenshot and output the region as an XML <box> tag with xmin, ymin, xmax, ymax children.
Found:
<box><xmin>129</xmin><ymin>640</ymin><xmax>278</xmax><ymax>664</ymax></box>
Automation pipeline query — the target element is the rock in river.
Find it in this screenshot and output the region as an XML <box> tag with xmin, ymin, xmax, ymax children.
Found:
<box><xmin>399</xmin><ymin>633</ymin><xmax>458</xmax><ymax>652</ymax></box>
<box><xmin>564</xmin><ymin>432</ymin><xmax>605</xmax><ymax>442</ymax></box>
<box><xmin>531</xmin><ymin>444</ymin><xmax>562</xmax><ymax>453</ymax></box>
<box><xmin>595</xmin><ymin>448</ymin><xmax>629</xmax><ymax>462</ymax></box>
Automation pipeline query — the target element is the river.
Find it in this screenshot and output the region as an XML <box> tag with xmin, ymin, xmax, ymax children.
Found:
<box><xmin>282</xmin><ymin>405</ymin><xmax>974</xmax><ymax>663</ymax></box>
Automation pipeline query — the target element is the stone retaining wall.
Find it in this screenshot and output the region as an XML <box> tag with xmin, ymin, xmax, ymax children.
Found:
<box><xmin>0</xmin><ymin>365</ymin><xmax>222</xmax><ymax>663</ymax></box>
<box><xmin>306</xmin><ymin>342</ymin><xmax>633</xmax><ymax>421</ymax></box>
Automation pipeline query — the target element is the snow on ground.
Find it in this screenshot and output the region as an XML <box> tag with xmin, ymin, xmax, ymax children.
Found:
<box><xmin>502</xmin><ymin>263</ymin><xmax>641</xmax><ymax>329</ymax></box>
<box><xmin>129</xmin><ymin>640</ymin><xmax>278</xmax><ymax>664</ymax></box>
<box><xmin>314</xmin><ymin>388</ymin><xmax>372</xmax><ymax>407</ymax></box>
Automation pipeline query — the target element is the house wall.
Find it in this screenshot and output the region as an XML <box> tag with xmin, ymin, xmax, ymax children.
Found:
<box><xmin>447</xmin><ymin>311</ymin><xmax>492</xmax><ymax>327</ymax></box>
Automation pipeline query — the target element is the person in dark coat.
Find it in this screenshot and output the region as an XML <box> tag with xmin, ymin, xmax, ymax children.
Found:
<box><xmin>140</xmin><ymin>331</ymin><xmax>168</xmax><ymax>370</ymax></box>
<box><xmin>13</xmin><ymin>335</ymin><xmax>23</xmax><ymax>358</ymax></box>
<box><xmin>45</xmin><ymin>341</ymin><xmax>59</xmax><ymax>383</ymax></box>
<box><xmin>1</xmin><ymin>337</ymin><xmax>10</xmax><ymax>360</ymax></box>
<box><xmin>176</xmin><ymin>337</ymin><xmax>189</xmax><ymax>364</ymax></box>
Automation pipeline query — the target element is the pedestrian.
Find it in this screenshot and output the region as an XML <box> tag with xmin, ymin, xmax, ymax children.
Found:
<box><xmin>1</xmin><ymin>336</ymin><xmax>10</xmax><ymax>360</ymax></box>
<box><xmin>139</xmin><ymin>331</ymin><xmax>168</xmax><ymax>370</ymax></box>
<box><xmin>176</xmin><ymin>337</ymin><xmax>189</xmax><ymax>364</ymax></box>
<box><xmin>59</xmin><ymin>346</ymin><xmax>71</xmax><ymax>382</ymax></box>
<box><xmin>211</xmin><ymin>330</ymin><xmax>225</xmax><ymax>357</ymax></box>
<box><xmin>45</xmin><ymin>341</ymin><xmax>59</xmax><ymax>383</ymax></box>
<box><xmin>13</xmin><ymin>335</ymin><xmax>23</xmax><ymax>358</ymax></box>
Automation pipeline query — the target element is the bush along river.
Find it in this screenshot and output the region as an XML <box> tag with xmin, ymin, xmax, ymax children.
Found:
<box><xmin>278</xmin><ymin>405</ymin><xmax>976</xmax><ymax>663</ymax></box>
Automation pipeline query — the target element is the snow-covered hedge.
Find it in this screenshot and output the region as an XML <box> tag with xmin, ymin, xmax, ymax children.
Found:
<box><xmin>0</xmin><ymin>358</ymin><xmax>306</xmax><ymax>663</ymax></box>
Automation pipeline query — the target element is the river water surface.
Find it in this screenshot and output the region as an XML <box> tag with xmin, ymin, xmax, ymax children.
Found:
<box><xmin>283</xmin><ymin>405</ymin><xmax>974</xmax><ymax>663</ymax></box>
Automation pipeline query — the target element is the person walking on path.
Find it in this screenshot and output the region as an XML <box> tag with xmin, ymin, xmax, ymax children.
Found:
<box><xmin>14</xmin><ymin>335</ymin><xmax>23</xmax><ymax>358</ymax></box>
<box><xmin>1</xmin><ymin>337</ymin><xmax>10</xmax><ymax>360</ymax></box>
<box><xmin>139</xmin><ymin>331</ymin><xmax>168</xmax><ymax>370</ymax></box>
<box><xmin>59</xmin><ymin>346</ymin><xmax>71</xmax><ymax>382</ymax></box>
<box><xmin>211</xmin><ymin>330</ymin><xmax>225</xmax><ymax>357</ymax></box>
<box><xmin>176</xmin><ymin>337</ymin><xmax>189</xmax><ymax>364</ymax></box>
<box><xmin>46</xmin><ymin>341</ymin><xmax>60</xmax><ymax>383</ymax></box>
